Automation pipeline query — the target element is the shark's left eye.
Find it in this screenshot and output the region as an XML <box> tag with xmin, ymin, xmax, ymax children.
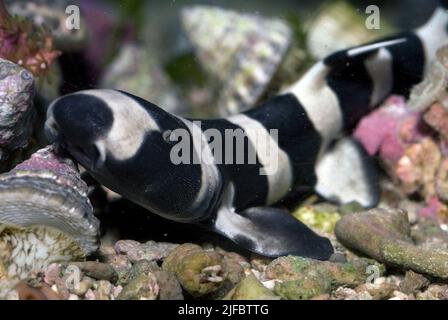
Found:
<box><xmin>162</xmin><ymin>130</ymin><xmax>173</xmax><ymax>144</ymax></box>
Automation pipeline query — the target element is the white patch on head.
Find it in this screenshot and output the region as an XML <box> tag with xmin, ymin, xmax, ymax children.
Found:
<box><xmin>227</xmin><ymin>114</ymin><xmax>293</xmax><ymax>205</ymax></box>
<box><xmin>417</xmin><ymin>8</ymin><xmax>448</xmax><ymax>73</ymax></box>
<box><xmin>364</xmin><ymin>48</ymin><xmax>393</xmax><ymax>106</ymax></box>
<box><xmin>284</xmin><ymin>62</ymin><xmax>343</xmax><ymax>143</ymax></box>
<box><xmin>177</xmin><ymin>117</ymin><xmax>221</xmax><ymax>213</ymax></box>
<box><xmin>315</xmin><ymin>138</ymin><xmax>376</xmax><ymax>207</ymax></box>
<box><xmin>82</xmin><ymin>89</ymin><xmax>160</xmax><ymax>161</ymax></box>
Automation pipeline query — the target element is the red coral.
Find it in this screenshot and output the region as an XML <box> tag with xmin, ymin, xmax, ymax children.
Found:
<box><xmin>0</xmin><ymin>0</ymin><xmax>60</xmax><ymax>77</ymax></box>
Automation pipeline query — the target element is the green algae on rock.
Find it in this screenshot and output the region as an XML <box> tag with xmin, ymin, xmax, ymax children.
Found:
<box><xmin>336</xmin><ymin>208</ymin><xmax>448</xmax><ymax>279</ymax></box>
<box><xmin>223</xmin><ymin>273</ymin><xmax>280</xmax><ymax>300</ymax></box>
<box><xmin>292</xmin><ymin>205</ymin><xmax>340</xmax><ymax>234</ymax></box>
<box><xmin>162</xmin><ymin>243</ymin><xmax>226</xmax><ymax>297</ymax></box>
<box><xmin>118</xmin><ymin>273</ymin><xmax>159</xmax><ymax>300</ymax></box>
<box><xmin>265</xmin><ymin>255</ymin><xmax>385</xmax><ymax>300</ymax></box>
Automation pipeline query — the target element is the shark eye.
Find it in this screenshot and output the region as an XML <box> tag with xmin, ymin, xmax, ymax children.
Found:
<box><xmin>162</xmin><ymin>130</ymin><xmax>173</xmax><ymax>143</ymax></box>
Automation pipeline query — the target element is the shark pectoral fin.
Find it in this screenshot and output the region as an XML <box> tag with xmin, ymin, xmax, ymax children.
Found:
<box><xmin>212</xmin><ymin>206</ymin><xmax>333</xmax><ymax>260</ymax></box>
<box><xmin>315</xmin><ymin>137</ymin><xmax>380</xmax><ymax>208</ymax></box>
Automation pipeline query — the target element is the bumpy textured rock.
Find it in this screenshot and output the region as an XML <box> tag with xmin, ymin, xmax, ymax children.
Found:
<box><xmin>162</xmin><ymin>243</ymin><xmax>226</xmax><ymax>297</ymax></box>
<box><xmin>115</xmin><ymin>240</ymin><xmax>178</xmax><ymax>263</ymax></box>
<box><xmin>395</xmin><ymin>138</ymin><xmax>441</xmax><ymax>199</ymax></box>
<box><xmin>399</xmin><ymin>271</ymin><xmax>430</xmax><ymax>294</ymax></box>
<box><xmin>0</xmin><ymin>224</ymin><xmax>85</xmax><ymax>280</ymax></box>
<box><xmin>265</xmin><ymin>256</ymin><xmax>384</xmax><ymax>300</ymax></box>
<box><xmin>153</xmin><ymin>270</ymin><xmax>184</xmax><ymax>300</ymax></box>
<box><xmin>0</xmin><ymin>146</ymin><xmax>100</xmax><ymax>256</ymax></box>
<box><xmin>381</xmin><ymin>241</ymin><xmax>448</xmax><ymax>279</ymax></box>
<box><xmin>69</xmin><ymin>262</ymin><xmax>117</xmax><ymax>282</ymax></box>
<box><xmin>0</xmin><ymin>59</ymin><xmax>35</xmax><ymax>170</ymax></box>
<box><xmin>223</xmin><ymin>274</ymin><xmax>279</xmax><ymax>300</ymax></box>
<box><xmin>416</xmin><ymin>284</ymin><xmax>448</xmax><ymax>300</ymax></box>
<box><xmin>424</xmin><ymin>103</ymin><xmax>448</xmax><ymax>143</ymax></box>
<box><xmin>336</xmin><ymin>208</ymin><xmax>448</xmax><ymax>279</ymax></box>
<box><xmin>335</xmin><ymin>208</ymin><xmax>412</xmax><ymax>261</ymax></box>
<box><xmin>118</xmin><ymin>273</ymin><xmax>159</xmax><ymax>300</ymax></box>
<box><xmin>411</xmin><ymin>217</ymin><xmax>448</xmax><ymax>250</ymax></box>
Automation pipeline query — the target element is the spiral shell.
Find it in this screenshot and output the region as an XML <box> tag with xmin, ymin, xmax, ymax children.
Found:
<box><xmin>0</xmin><ymin>145</ymin><xmax>100</xmax><ymax>261</ymax></box>
<box><xmin>100</xmin><ymin>43</ymin><xmax>186</xmax><ymax>116</ymax></box>
<box><xmin>0</xmin><ymin>58</ymin><xmax>35</xmax><ymax>171</ymax></box>
<box><xmin>181</xmin><ymin>5</ymin><xmax>292</xmax><ymax>115</ymax></box>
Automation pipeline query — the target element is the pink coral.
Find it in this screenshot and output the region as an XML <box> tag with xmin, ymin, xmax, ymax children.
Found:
<box><xmin>353</xmin><ymin>96</ymin><xmax>428</xmax><ymax>163</ymax></box>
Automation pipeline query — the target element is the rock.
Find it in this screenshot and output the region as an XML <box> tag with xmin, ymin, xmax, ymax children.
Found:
<box><xmin>265</xmin><ymin>256</ymin><xmax>384</xmax><ymax>300</ymax></box>
<box><xmin>69</xmin><ymin>262</ymin><xmax>117</xmax><ymax>282</ymax></box>
<box><xmin>0</xmin><ymin>279</ymin><xmax>19</xmax><ymax>300</ymax></box>
<box><xmin>355</xmin><ymin>280</ymin><xmax>396</xmax><ymax>300</ymax></box>
<box><xmin>153</xmin><ymin>271</ymin><xmax>183</xmax><ymax>300</ymax></box>
<box><xmin>335</xmin><ymin>208</ymin><xmax>412</xmax><ymax>261</ymax></box>
<box><xmin>381</xmin><ymin>240</ymin><xmax>448</xmax><ymax>279</ymax></box>
<box><xmin>336</xmin><ymin>208</ymin><xmax>448</xmax><ymax>279</ymax></box>
<box><xmin>416</xmin><ymin>284</ymin><xmax>448</xmax><ymax>300</ymax></box>
<box><xmin>106</xmin><ymin>254</ymin><xmax>132</xmax><ymax>285</ymax></box>
<box><xmin>395</xmin><ymin>138</ymin><xmax>441</xmax><ymax>199</ymax></box>
<box><xmin>223</xmin><ymin>274</ymin><xmax>279</xmax><ymax>300</ymax></box>
<box><xmin>127</xmin><ymin>259</ymin><xmax>160</xmax><ymax>283</ymax></box>
<box><xmin>436</xmin><ymin>158</ymin><xmax>448</xmax><ymax>204</ymax></box>
<box><xmin>70</xmin><ymin>277</ymin><xmax>93</xmax><ymax>297</ymax></box>
<box><xmin>411</xmin><ymin>217</ymin><xmax>448</xmax><ymax>250</ymax></box>
<box><xmin>0</xmin><ymin>59</ymin><xmax>35</xmax><ymax>171</ymax></box>
<box><xmin>399</xmin><ymin>271</ymin><xmax>430</xmax><ymax>294</ymax></box>
<box><xmin>95</xmin><ymin>280</ymin><xmax>112</xmax><ymax>300</ymax></box>
<box><xmin>115</xmin><ymin>239</ymin><xmax>178</xmax><ymax>263</ymax></box>
<box><xmin>338</xmin><ymin>202</ymin><xmax>364</xmax><ymax>216</ymax></box>
<box><xmin>118</xmin><ymin>273</ymin><xmax>159</xmax><ymax>300</ymax></box>
<box><xmin>424</xmin><ymin>103</ymin><xmax>448</xmax><ymax>143</ymax></box>
<box><xmin>162</xmin><ymin>243</ymin><xmax>226</xmax><ymax>297</ymax></box>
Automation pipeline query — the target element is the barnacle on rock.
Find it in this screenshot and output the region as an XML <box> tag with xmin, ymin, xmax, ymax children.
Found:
<box><xmin>0</xmin><ymin>146</ymin><xmax>100</xmax><ymax>267</ymax></box>
<box><xmin>162</xmin><ymin>243</ymin><xmax>226</xmax><ymax>297</ymax></box>
<box><xmin>0</xmin><ymin>224</ymin><xmax>85</xmax><ymax>280</ymax></box>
